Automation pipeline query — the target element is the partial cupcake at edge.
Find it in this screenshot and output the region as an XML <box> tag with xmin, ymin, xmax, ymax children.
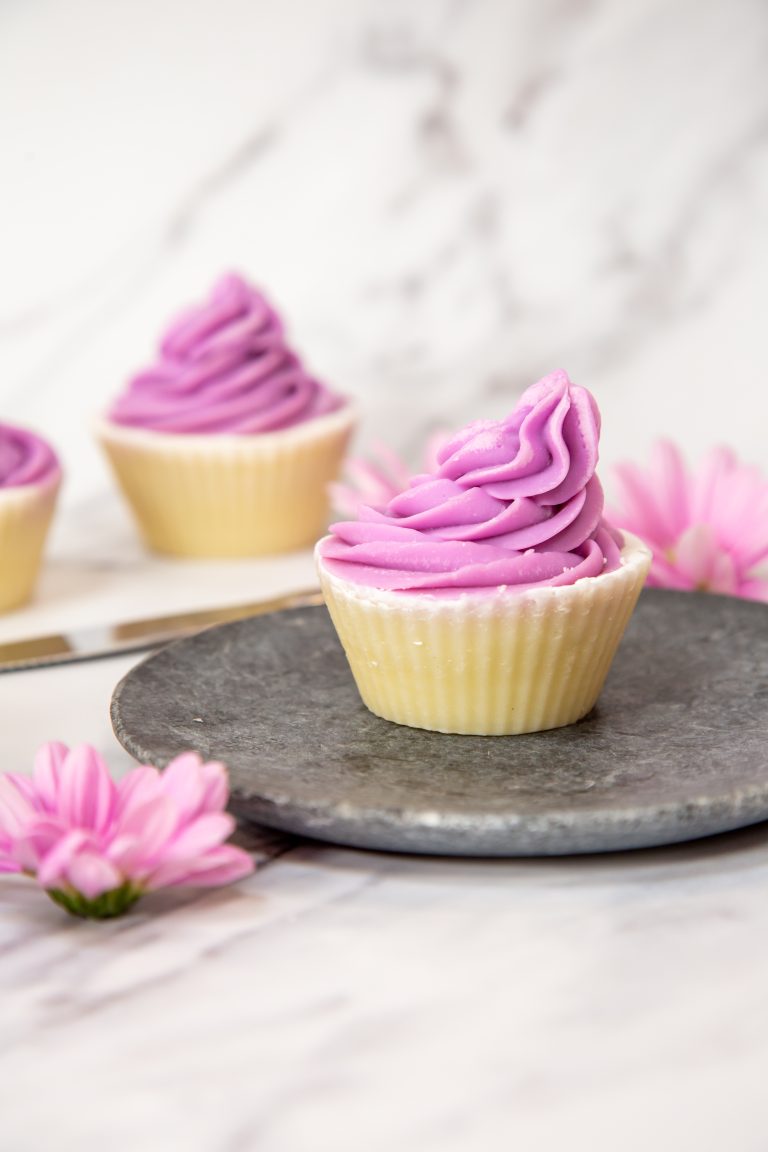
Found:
<box><xmin>316</xmin><ymin>370</ymin><xmax>651</xmax><ymax>737</ymax></box>
<box><xmin>0</xmin><ymin>422</ymin><xmax>61</xmax><ymax>613</ymax></box>
<box><xmin>98</xmin><ymin>273</ymin><xmax>356</xmax><ymax>558</ymax></box>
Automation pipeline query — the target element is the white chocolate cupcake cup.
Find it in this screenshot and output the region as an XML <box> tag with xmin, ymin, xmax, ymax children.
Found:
<box><xmin>97</xmin><ymin>405</ymin><xmax>356</xmax><ymax>558</ymax></box>
<box><xmin>0</xmin><ymin>475</ymin><xmax>61</xmax><ymax>613</ymax></box>
<box><xmin>317</xmin><ymin>532</ymin><xmax>651</xmax><ymax>736</ymax></box>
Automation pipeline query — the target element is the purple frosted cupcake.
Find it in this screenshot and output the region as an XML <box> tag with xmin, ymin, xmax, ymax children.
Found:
<box><xmin>0</xmin><ymin>423</ymin><xmax>61</xmax><ymax>611</ymax></box>
<box><xmin>316</xmin><ymin>371</ymin><xmax>650</xmax><ymax>735</ymax></box>
<box><xmin>98</xmin><ymin>274</ymin><xmax>355</xmax><ymax>557</ymax></box>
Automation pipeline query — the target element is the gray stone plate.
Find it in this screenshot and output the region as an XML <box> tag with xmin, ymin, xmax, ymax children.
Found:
<box><xmin>111</xmin><ymin>589</ymin><xmax>768</xmax><ymax>856</ymax></box>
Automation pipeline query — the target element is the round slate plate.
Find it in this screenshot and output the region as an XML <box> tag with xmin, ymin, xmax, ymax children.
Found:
<box><xmin>111</xmin><ymin>589</ymin><xmax>768</xmax><ymax>856</ymax></box>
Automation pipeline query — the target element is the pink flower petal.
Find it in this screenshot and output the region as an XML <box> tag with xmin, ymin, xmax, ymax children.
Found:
<box><xmin>651</xmin><ymin>441</ymin><xmax>690</xmax><ymax>539</ymax></box>
<box><xmin>4</xmin><ymin>773</ymin><xmax>39</xmax><ymax>806</ymax></box>
<box><xmin>690</xmin><ymin>446</ymin><xmax>735</xmax><ymax>524</ymax></box>
<box><xmin>32</xmin><ymin>742</ymin><xmax>69</xmax><ymax>812</ymax></box>
<box><xmin>739</xmin><ymin>526</ymin><xmax>768</xmax><ymax>570</ymax></box>
<box><xmin>0</xmin><ymin>820</ymin><xmax>22</xmax><ymax>871</ymax></box>
<box><xmin>0</xmin><ymin>776</ymin><xmax>38</xmax><ymax>838</ymax></box>
<box><xmin>115</xmin><ymin>795</ymin><xmax>179</xmax><ymax>863</ymax></box>
<box><xmin>200</xmin><ymin>762</ymin><xmax>229</xmax><ymax>814</ymax></box>
<box><xmin>707</xmin><ymin>550</ymin><xmax>739</xmax><ymax>596</ymax></box>
<box><xmin>740</xmin><ymin>578</ymin><xmax>768</xmax><ymax>602</ymax></box>
<box><xmin>162</xmin><ymin>812</ymin><xmax>236</xmax><ymax>860</ymax></box>
<box><xmin>37</xmin><ymin>829</ymin><xmax>90</xmax><ymax>888</ymax></box>
<box><xmin>645</xmin><ymin>553</ymin><xmax>694</xmax><ymax>590</ymax></box>
<box><xmin>673</xmin><ymin>524</ymin><xmax>720</xmax><ymax>588</ymax></box>
<box><xmin>104</xmin><ymin>833</ymin><xmax>144</xmax><ymax>872</ymax></box>
<box><xmin>159</xmin><ymin>755</ymin><xmax>231</xmax><ymax>819</ymax></box>
<box><xmin>116</xmin><ymin>765</ymin><xmax>163</xmax><ymax>819</ymax></box>
<box><xmin>158</xmin><ymin>753</ymin><xmax>208</xmax><ymax>821</ymax></box>
<box><xmin>145</xmin><ymin>844</ymin><xmax>253</xmax><ymax>890</ymax></box>
<box><xmin>180</xmin><ymin>846</ymin><xmax>254</xmax><ymax>887</ymax></box>
<box><xmin>674</xmin><ymin>525</ymin><xmax>737</xmax><ymax>593</ymax></box>
<box><xmin>11</xmin><ymin>818</ymin><xmax>63</xmax><ymax>873</ymax></box>
<box><xmin>610</xmin><ymin>462</ymin><xmax>670</xmax><ymax>547</ymax></box>
<box><xmin>58</xmin><ymin>745</ymin><xmax>117</xmax><ymax>832</ymax></box>
<box><xmin>612</xmin><ymin>442</ymin><xmax>768</xmax><ymax>603</ymax></box>
<box><xmin>64</xmin><ymin>852</ymin><xmax>124</xmax><ymax>900</ymax></box>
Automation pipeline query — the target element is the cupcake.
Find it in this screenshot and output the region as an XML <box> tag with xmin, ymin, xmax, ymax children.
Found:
<box><xmin>98</xmin><ymin>274</ymin><xmax>355</xmax><ymax>557</ymax></box>
<box><xmin>0</xmin><ymin>423</ymin><xmax>61</xmax><ymax>612</ymax></box>
<box><xmin>316</xmin><ymin>371</ymin><xmax>651</xmax><ymax>736</ymax></box>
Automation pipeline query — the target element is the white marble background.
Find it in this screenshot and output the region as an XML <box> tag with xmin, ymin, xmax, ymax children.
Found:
<box><xmin>2</xmin><ymin>3</ymin><xmax>768</xmax><ymax>1150</ymax></box>
<box><xmin>2</xmin><ymin>0</ymin><xmax>768</xmax><ymax>635</ymax></box>
<box><xmin>2</xmin><ymin>0</ymin><xmax>768</xmax><ymax>495</ymax></box>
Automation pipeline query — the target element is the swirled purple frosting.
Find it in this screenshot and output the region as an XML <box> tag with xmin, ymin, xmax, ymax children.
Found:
<box><xmin>0</xmin><ymin>423</ymin><xmax>60</xmax><ymax>489</ymax></box>
<box><xmin>319</xmin><ymin>371</ymin><xmax>623</xmax><ymax>592</ymax></box>
<box><xmin>109</xmin><ymin>274</ymin><xmax>346</xmax><ymax>434</ymax></box>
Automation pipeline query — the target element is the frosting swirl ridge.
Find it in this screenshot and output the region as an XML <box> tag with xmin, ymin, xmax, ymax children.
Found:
<box><xmin>109</xmin><ymin>274</ymin><xmax>345</xmax><ymax>434</ymax></box>
<box><xmin>0</xmin><ymin>423</ymin><xmax>61</xmax><ymax>489</ymax></box>
<box><xmin>320</xmin><ymin>371</ymin><xmax>622</xmax><ymax>591</ymax></box>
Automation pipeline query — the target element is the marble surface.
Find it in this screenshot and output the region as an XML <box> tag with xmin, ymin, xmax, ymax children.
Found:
<box><xmin>2</xmin><ymin>0</ymin><xmax>768</xmax><ymax>1148</ymax></box>
<box><xmin>5</xmin><ymin>650</ymin><xmax>768</xmax><ymax>1151</ymax></box>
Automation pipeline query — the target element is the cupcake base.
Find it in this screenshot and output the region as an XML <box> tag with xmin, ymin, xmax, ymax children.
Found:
<box><xmin>97</xmin><ymin>407</ymin><xmax>356</xmax><ymax>558</ymax></box>
<box><xmin>317</xmin><ymin>532</ymin><xmax>651</xmax><ymax>736</ymax></box>
<box><xmin>0</xmin><ymin>477</ymin><xmax>60</xmax><ymax>613</ymax></box>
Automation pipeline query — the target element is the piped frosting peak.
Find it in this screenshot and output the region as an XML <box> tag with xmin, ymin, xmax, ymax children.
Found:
<box><xmin>0</xmin><ymin>423</ymin><xmax>60</xmax><ymax>489</ymax></box>
<box><xmin>320</xmin><ymin>370</ymin><xmax>622</xmax><ymax>591</ymax></box>
<box><xmin>109</xmin><ymin>274</ymin><xmax>346</xmax><ymax>435</ymax></box>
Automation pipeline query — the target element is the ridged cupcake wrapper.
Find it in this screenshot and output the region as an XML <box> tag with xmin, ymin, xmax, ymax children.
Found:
<box><xmin>97</xmin><ymin>408</ymin><xmax>356</xmax><ymax>558</ymax></box>
<box><xmin>0</xmin><ymin>478</ymin><xmax>60</xmax><ymax>613</ymax></box>
<box><xmin>317</xmin><ymin>533</ymin><xmax>651</xmax><ymax>735</ymax></box>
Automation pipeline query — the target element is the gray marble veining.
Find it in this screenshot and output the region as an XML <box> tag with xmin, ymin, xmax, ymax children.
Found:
<box><xmin>2</xmin><ymin>0</ymin><xmax>768</xmax><ymax>513</ymax></box>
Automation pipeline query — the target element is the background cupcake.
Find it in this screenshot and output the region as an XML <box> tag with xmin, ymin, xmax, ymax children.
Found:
<box><xmin>316</xmin><ymin>371</ymin><xmax>651</xmax><ymax>736</ymax></box>
<box><xmin>0</xmin><ymin>423</ymin><xmax>61</xmax><ymax>612</ymax></box>
<box><xmin>98</xmin><ymin>274</ymin><xmax>355</xmax><ymax>557</ymax></box>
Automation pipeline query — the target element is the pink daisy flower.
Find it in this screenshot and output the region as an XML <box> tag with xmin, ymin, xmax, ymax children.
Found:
<box><xmin>609</xmin><ymin>441</ymin><xmax>768</xmax><ymax>601</ymax></box>
<box><xmin>0</xmin><ymin>743</ymin><xmax>254</xmax><ymax>919</ymax></box>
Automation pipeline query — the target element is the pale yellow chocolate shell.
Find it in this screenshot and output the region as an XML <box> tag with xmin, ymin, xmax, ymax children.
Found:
<box><xmin>316</xmin><ymin>532</ymin><xmax>651</xmax><ymax>735</ymax></box>
<box><xmin>0</xmin><ymin>476</ymin><xmax>60</xmax><ymax>613</ymax></box>
<box><xmin>97</xmin><ymin>405</ymin><xmax>356</xmax><ymax>558</ymax></box>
